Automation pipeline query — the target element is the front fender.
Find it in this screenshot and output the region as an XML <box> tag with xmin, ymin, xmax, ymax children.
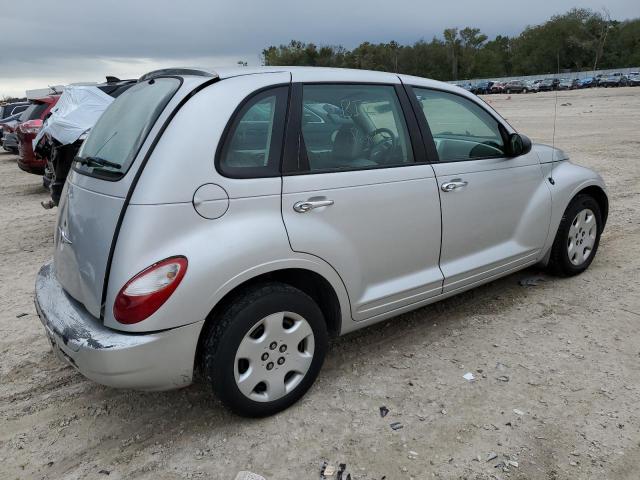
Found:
<box><xmin>539</xmin><ymin>160</ymin><xmax>608</xmax><ymax>262</ymax></box>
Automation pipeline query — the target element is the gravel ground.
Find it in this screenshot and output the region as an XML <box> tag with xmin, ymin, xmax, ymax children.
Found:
<box><xmin>1</xmin><ymin>87</ymin><xmax>639</xmax><ymax>480</ymax></box>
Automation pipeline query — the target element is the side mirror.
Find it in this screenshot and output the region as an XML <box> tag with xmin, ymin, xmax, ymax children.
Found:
<box><xmin>508</xmin><ymin>133</ymin><xmax>532</xmax><ymax>157</ymax></box>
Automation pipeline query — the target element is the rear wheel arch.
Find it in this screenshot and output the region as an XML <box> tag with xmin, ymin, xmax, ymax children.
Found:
<box><xmin>195</xmin><ymin>268</ymin><xmax>342</xmax><ymax>373</ymax></box>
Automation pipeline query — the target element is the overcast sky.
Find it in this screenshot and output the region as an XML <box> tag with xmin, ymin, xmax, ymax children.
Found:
<box><xmin>1</xmin><ymin>0</ymin><xmax>638</xmax><ymax>97</ymax></box>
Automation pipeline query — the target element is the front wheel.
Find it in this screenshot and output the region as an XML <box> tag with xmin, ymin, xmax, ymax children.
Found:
<box><xmin>201</xmin><ymin>282</ymin><xmax>328</xmax><ymax>417</ymax></box>
<box><xmin>548</xmin><ymin>194</ymin><xmax>602</xmax><ymax>277</ymax></box>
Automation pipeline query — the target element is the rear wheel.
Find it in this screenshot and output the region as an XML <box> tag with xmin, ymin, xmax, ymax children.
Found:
<box><xmin>201</xmin><ymin>282</ymin><xmax>328</xmax><ymax>417</ymax></box>
<box><xmin>548</xmin><ymin>194</ymin><xmax>602</xmax><ymax>277</ymax></box>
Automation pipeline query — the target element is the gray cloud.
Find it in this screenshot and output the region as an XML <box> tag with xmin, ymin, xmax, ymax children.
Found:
<box><xmin>1</xmin><ymin>0</ymin><xmax>637</xmax><ymax>96</ymax></box>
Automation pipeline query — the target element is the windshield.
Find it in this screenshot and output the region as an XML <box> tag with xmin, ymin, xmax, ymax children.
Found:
<box><xmin>75</xmin><ymin>77</ymin><xmax>181</xmax><ymax>179</ymax></box>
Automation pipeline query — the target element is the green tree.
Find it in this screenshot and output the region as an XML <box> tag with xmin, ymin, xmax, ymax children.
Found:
<box><xmin>260</xmin><ymin>8</ymin><xmax>639</xmax><ymax>81</ymax></box>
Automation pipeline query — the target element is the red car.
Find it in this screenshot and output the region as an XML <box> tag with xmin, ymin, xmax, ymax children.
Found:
<box><xmin>16</xmin><ymin>95</ymin><xmax>59</xmax><ymax>174</ymax></box>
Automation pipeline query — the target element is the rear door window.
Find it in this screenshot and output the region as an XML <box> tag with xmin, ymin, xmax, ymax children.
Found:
<box><xmin>75</xmin><ymin>78</ymin><xmax>181</xmax><ymax>179</ymax></box>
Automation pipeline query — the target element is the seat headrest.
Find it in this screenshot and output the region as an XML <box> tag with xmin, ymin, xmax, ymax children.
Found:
<box><xmin>332</xmin><ymin>126</ymin><xmax>361</xmax><ymax>161</ymax></box>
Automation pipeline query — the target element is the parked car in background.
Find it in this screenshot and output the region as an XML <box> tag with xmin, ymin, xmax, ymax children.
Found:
<box><xmin>557</xmin><ymin>78</ymin><xmax>579</xmax><ymax>90</ymax></box>
<box><xmin>37</xmin><ymin>77</ymin><xmax>136</xmax><ymax>206</ymax></box>
<box><xmin>0</xmin><ymin>101</ymin><xmax>29</xmax><ymax>143</ymax></box>
<box><xmin>0</xmin><ymin>101</ymin><xmax>29</xmax><ymax>119</ymax></box>
<box><xmin>0</xmin><ymin>112</ymin><xmax>23</xmax><ymax>151</ymax></box>
<box><xmin>599</xmin><ymin>72</ymin><xmax>629</xmax><ymax>87</ymax></box>
<box><xmin>627</xmin><ymin>73</ymin><xmax>640</xmax><ymax>86</ymax></box>
<box><xmin>523</xmin><ymin>80</ymin><xmax>539</xmax><ymax>93</ymax></box>
<box><xmin>504</xmin><ymin>80</ymin><xmax>527</xmax><ymax>93</ymax></box>
<box><xmin>578</xmin><ymin>77</ymin><xmax>596</xmax><ymax>88</ymax></box>
<box><xmin>537</xmin><ymin>78</ymin><xmax>556</xmax><ymax>91</ymax></box>
<box><xmin>473</xmin><ymin>80</ymin><xmax>494</xmax><ymax>94</ymax></box>
<box><xmin>35</xmin><ymin>67</ymin><xmax>608</xmax><ymax>417</ymax></box>
<box><xmin>16</xmin><ymin>95</ymin><xmax>59</xmax><ymax>174</ymax></box>
<box><xmin>490</xmin><ymin>81</ymin><xmax>506</xmax><ymax>93</ymax></box>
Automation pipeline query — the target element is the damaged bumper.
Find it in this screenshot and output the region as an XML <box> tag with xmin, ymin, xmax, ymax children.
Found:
<box><xmin>35</xmin><ymin>261</ymin><xmax>204</xmax><ymax>391</ymax></box>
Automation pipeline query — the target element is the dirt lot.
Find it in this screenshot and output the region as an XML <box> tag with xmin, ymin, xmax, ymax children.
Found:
<box><xmin>1</xmin><ymin>87</ymin><xmax>639</xmax><ymax>480</ymax></box>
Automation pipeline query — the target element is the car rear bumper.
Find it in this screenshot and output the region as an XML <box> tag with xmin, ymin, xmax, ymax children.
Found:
<box><xmin>35</xmin><ymin>261</ymin><xmax>204</xmax><ymax>391</ymax></box>
<box><xmin>17</xmin><ymin>143</ymin><xmax>45</xmax><ymax>174</ymax></box>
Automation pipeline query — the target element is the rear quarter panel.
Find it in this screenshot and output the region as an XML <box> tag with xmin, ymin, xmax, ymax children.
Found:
<box><xmin>104</xmin><ymin>73</ymin><xmax>351</xmax><ymax>332</ymax></box>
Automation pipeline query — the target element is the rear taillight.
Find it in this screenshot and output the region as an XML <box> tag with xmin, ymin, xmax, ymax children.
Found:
<box><xmin>113</xmin><ymin>256</ymin><xmax>187</xmax><ymax>324</ymax></box>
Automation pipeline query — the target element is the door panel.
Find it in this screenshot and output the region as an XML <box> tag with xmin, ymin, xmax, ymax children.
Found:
<box><xmin>408</xmin><ymin>85</ymin><xmax>552</xmax><ymax>292</ymax></box>
<box><xmin>281</xmin><ymin>82</ymin><xmax>442</xmax><ymax>321</ymax></box>
<box><xmin>432</xmin><ymin>154</ymin><xmax>551</xmax><ymax>292</ymax></box>
<box><xmin>282</xmin><ymin>166</ymin><xmax>443</xmax><ymax>320</ymax></box>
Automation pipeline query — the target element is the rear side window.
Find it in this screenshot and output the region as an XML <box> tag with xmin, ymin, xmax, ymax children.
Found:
<box><xmin>217</xmin><ymin>86</ymin><xmax>288</xmax><ymax>178</ymax></box>
<box><xmin>413</xmin><ymin>88</ymin><xmax>505</xmax><ymax>162</ymax></box>
<box><xmin>75</xmin><ymin>78</ymin><xmax>180</xmax><ymax>179</ymax></box>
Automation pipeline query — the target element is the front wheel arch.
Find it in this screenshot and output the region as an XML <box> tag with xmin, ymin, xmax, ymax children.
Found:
<box><xmin>538</xmin><ymin>185</ymin><xmax>608</xmax><ymax>267</ymax></box>
<box><xmin>576</xmin><ymin>185</ymin><xmax>608</xmax><ymax>228</ymax></box>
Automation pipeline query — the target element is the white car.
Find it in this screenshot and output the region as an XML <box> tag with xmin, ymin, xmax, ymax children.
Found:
<box><xmin>35</xmin><ymin>67</ymin><xmax>608</xmax><ymax>416</ymax></box>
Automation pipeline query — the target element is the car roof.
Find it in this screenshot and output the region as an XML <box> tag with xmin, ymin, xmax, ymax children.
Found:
<box><xmin>140</xmin><ymin>66</ymin><xmax>461</xmax><ymax>94</ymax></box>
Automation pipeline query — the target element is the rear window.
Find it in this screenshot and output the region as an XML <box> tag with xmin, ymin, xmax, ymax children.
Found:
<box><xmin>11</xmin><ymin>105</ymin><xmax>28</xmax><ymax>115</ymax></box>
<box><xmin>20</xmin><ymin>103</ymin><xmax>48</xmax><ymax>121</ymax></box>
<box><xmin>75</xmin><ymin>78</ymin><xmax>180</xmax><ymax>179</ymax></box>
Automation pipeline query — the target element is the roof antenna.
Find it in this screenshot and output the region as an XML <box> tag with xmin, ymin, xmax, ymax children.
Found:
<box><xmin>549</xmin><ymin>50</ymin><xmax>560</xmax><ymax>185</ymax></box>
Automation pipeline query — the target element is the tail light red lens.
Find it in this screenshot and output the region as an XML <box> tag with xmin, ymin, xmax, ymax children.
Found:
<box><xmin>113</xmin><ymin>256</ymin><xmax>187</xmax><ymax>324</ymax></box>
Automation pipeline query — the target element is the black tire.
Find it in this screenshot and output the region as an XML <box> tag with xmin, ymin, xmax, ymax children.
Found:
<box><xmin>201</xmin><ymin>282</ymin><xmax>328</xmax><ymax>417</ymax></box>
<box><xmin>547</xmin><ymin>194</ymin><xmax>602</xmax><ymax>277</ymax></box>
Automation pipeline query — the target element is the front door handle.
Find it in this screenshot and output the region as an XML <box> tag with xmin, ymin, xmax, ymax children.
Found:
<box><xmin>293</xmin><ymin>199</ymin><xmax>334</xmax><ymax>213</ymax></box>
<box><xmin>441</xmin><ymin>180</ymin><xmax>468</xmax><ymax>192</ymax></box>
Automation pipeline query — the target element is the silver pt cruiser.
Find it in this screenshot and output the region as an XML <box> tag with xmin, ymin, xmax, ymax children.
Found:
<box><xmin>35</xmin><ymin>67</ymin><xmax>608</xmax><ymax>416</ymax></box>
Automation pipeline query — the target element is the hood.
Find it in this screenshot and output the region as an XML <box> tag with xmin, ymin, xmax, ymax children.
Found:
<box><xmin>532</xmin><ymin>143</ymin><xmax>569</xmax><ymax>164</ymax></box>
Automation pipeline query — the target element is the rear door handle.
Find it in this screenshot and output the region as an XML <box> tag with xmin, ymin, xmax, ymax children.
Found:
<box><xmin>441</xmin><ymin>180</ymin><xmax>468</xmax><ymax>192</ymax></box>
<box><xmin>293</xmin><ymin>199</ymin><xmax>334</xmax><ymax>213</ymax></box>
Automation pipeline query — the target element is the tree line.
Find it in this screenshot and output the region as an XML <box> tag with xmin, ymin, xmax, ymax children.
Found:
<box><xmin>261</xmin><ymin>8</ymin><xmax>640</xmax><ymax>81</ymax></box>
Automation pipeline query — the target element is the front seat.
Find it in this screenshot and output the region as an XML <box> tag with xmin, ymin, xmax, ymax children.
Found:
<box><xmin>324</xmin><ymin>126</ymin><xmax>375</xmax><ymax>169</ymax></box>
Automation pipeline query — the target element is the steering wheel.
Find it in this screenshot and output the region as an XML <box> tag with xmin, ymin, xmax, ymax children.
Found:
<box><xmin>368</xmin><ymin>128</ymin><xmax>397</xmax><ymax>163</ymax></box>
